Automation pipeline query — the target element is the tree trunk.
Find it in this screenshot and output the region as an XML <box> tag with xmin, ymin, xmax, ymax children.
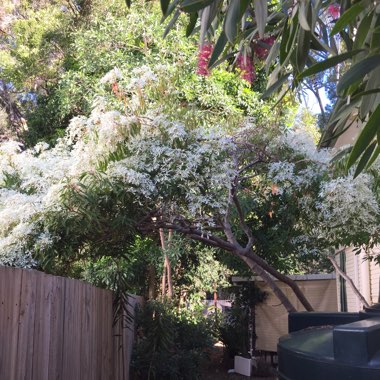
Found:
<box><xmin>159</xmin><ymin>228</ymin><xmax>173</xmax><ymax>299</ymax></box>
<box><xmin>240</xmin><ymin>255</ymin><xmax>297</xmax><ymax>313</ymax></box>
<box><xmin>328</xmin><ymin>255</ymin><xmax>370</xmax><ymax>308</ymax></box>
<box><xmin>245</xmin><ymin>249</ymin><xmax>314</xmax><ymax>311</ymax></box>
<box><xmin>147</xmin><ymin>264</ymin><xmax>156</xmax><ymax>300</ymax></box>
<box><xmin>166</xmin><ymin>229</ymin><xmax>173</xmax><ymax>298</ymax></box>
<box><xmin>159</xmin><ymin>228</ymin><xmax>167</xmax><ymax>299</ymax></box>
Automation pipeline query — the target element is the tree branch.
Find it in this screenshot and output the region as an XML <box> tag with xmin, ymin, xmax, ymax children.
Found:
<box><xmin>328</xmin><ymin>255</ymin><xmax>369</xmax><ymax>309</ymax></box>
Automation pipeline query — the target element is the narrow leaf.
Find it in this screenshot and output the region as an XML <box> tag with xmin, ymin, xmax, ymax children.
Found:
<box><xmin>160</xmin><ymin>0</ymin><xmax>170</xmax><ymax>14</ymax></box>
<box><xmin>254</xmin><ymin>0</ymin><xmax>268</xmax><ymax>38</ymax></box>
<box><xmin>296</xmin><ymin>26</ymin><xmax>310</xmax><ymax>71</ymax></box>
<box><xmin>337</xmin><ymin>55</ymin><xmax>380</xmax><ymax>95</ymax></box>
<box><xmin>365</xmin><ymin>144</ymin><xmax>380</xmax><ymax>170</ymax></box>
<box><xmin>280</xmin><ymin>19</ymin><xmax>290</xmax><ymax>64</ymax></box>
<box><xmin>347</xmin><ymin>104</ymin><xmax>380</xmax><ymax>169</ymax></box>
<box><xmin>224</xmin><ymin>0</ymin><xmax>242</xmax><ymax>43</ymax></box>
<box><xmin>261</xmin><ymin>73</ymin><xmax>291</xmax><ymax>99</ymax></box>
<box><xmin>298</xmin><ymin>0</ymin><xmax>310</xmax><ymax>31</ymax></box>
<box><xmin>161</xmin><ymin>0</ymin><xmax>179</xmax><ymax>22</ymax></box>
<box><xmin>181</xmin><ymin>0</ymin><xmax>214</xmax><ymax>13</ymax></box>
<box><xmin>354</xmin><ymin>141</ymin><xmax>377</xmax><ymax>177</ymax></box>
<box><xmin>353</xmin><ymin>11</ymin><xmax>373</xmax><ymax>49</ymax></box>
<box><xmin>298</xmin><ymin>49</ymin><xmax>363</xmax><ymax>79</ymax></box>
<box><xmin>359</xmin><ymin>67</ymin><xmax>380</xmax><ymax>118</ymax></box>
<box><xmin>199</xmin><ymin>5</ymin><xmax>210</xmax><ymax>43</ymax></box>
<box><xmin>125</xmin><ymin>0</ymin><xmax>131</xmax><ymax>7</ymax></box>
<box><xmin>330</xmin><ymin>3</ymin><xmax>365</xmax><ymax>36</ymax></box>
<box><xmin>208</xmin><ymin>30</ymin><xmax>228</xmax><ymax>68</ymax></box>
<box><xmin>163</xmin><ymin>9</ymin><xmax>181</xmax><ymax>38</ymax></box>
<box><xmin>186</xmin><ymin>12</ymin><xmax>198</xmax><ymax>37</ymax></box>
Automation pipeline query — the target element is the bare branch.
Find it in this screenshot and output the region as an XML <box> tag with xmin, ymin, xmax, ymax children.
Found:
<box><xmin>328</xmin><ymin>255</ymin><xmax>369</xmax><ymax>308</ymax></box>
<box><xmin>238</xmin><ymin>158</ymin><xmax>264</xmax><ymax>175</ymax></box>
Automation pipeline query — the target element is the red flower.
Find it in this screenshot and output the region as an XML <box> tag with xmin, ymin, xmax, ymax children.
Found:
<box><xmin>328</xmin><ymin>4</ymin><xmax>340</xmax><ymax>19</ymax></box>
<box><xmin>254</xmin><ymin>36</ymin><xmax>275</xmax><ymax>60</ymax></box>
<box><xmin>237</xmin><ymin>54</ymin><xmax>256</xmax><ymax>84</ymax></box>
<box><xmin>196</xmin><ymin>43</ymin><xmax>213</xmax><ymax>76</ymax></box>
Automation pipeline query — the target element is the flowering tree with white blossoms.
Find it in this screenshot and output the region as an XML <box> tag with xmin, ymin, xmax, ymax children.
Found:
<box><xmin>0</xmin><ymin>67</ymin><xmax>379</xmax><ymax>312</ymax></box>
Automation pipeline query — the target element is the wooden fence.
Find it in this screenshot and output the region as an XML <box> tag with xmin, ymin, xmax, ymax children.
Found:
<box><xmin>0</xmin><ymin>266</ymin><xmax>140</xmax><ymax>380</ymax></box>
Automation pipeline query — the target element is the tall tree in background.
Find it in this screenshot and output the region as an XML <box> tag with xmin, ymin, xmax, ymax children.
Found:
<box><xmin>151</xmin><ymin>0</ymin><xmax>380</xmax><ymax>174</ymax></box>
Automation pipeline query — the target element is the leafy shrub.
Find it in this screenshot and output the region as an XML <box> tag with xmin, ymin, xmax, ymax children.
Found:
<box><xmin>131</xmin><ymin>301</ymin><xmax>215</xmax><ymax>380</ymax></box>
<box><xmin>219</xmin><ymin>282</ymin><xmax>267</xmax><ymax>358</ymax></box>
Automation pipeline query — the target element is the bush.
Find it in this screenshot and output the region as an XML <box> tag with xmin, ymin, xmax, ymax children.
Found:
<box><xmin>131</xmin><ymin>301</ymin><xmax>215</xmax><ymax>380</ymax></box>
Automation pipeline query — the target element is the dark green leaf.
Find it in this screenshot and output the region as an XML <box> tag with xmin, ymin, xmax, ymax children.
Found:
<box><xmin>353</xmin><ymin>11</ymin><xmax>373</xmax><ymax>49</ymax></box>
<box><xmin>331</xmin><ymin>146</ymin><xmax>352</xmax><ymax>162</ymax></box>
<box><xmin>163</xmin><ymin>9</ymin><xmax>181</xmax><ymax>38</ymax></box>
<box><xmin>181</xmin><ymin>0</ymin><xmax>214</xmax><ymax>13</ymax></box>
<box><xmin>298</xmin><ymin>50</ymin><xmax>363</xmax><ymax>79</ymax></box>
<box><xmin>261</xmin><ymin>73</ymin><xmax>291</xmax><ymax>99</ymax></box>
<box><xmin>186</xmin><ymin>12</ymin><xmax>199</xmax><ymax>36</ymax></box>
<box><xmin>254</xmin><ymin>0</ymin><xmax>268</xmax><ymax>37</ymax></box>
<box><xmin>298</xmin><ymin>0</ymin><xmax>310</xmax><ymax>31</ymax></box>
<box><xmin>359</xmin><ymin>67</ymin><xmax>380</xmax><ymax>118</ymax></box>
<box><xmin>208</xmin><ymin>52</ymin><xmax>235</xmax><ymax>69</ymax></box>
<box><xmin>371</xmin><ymin>25</ymin><xmax>380</xmax><ymax>50</ymax></box>
<box><xmin>160</xmin><ymin>0</ymin><xmax>170</xmax><ymax>14</ymax></box>
<box><xmin>337</xmin><ymin>55</ymin><xmax>380</xmax><ymax>94</ymax></box>
<box><xmin>339</xmin><ymin>30</ymin><xmax>353</xmax><ymax>51</ymax></box>
<box><xmin>354</xmin><ymin>141</ymin><xmax>377</xmax><ymax>178</ymax></box>
<box><xmin>161</xmin><ymin>0</ymin><xmax>179</xmax><ymax>22</ymax></box>
<box><xmin>347</xmin><ymin>104</ymin><xmax>380</xmax><ymax>170</ymax></box>
<box><xmin>295</xmin><ymin>23</ymin><xmax>310</xmax><ymax>71</ymax></box>
<box><xmin>224</xmin><ymin>0</ymin><xmax>249</xmax><ymax>43</ymax></box>
<box><xmin>310</xmin><ymin>34</ymin><xmax>328</xmax><ymax>51</ymax></box>
<box><xmin>364</xmin><ymin>144</ymin><xmax>380</xmax><ymax>170</ymax></box>
<box><xmin>208</xmin><ymin>30</ymin><xmax>228</xmax><ymax>68</ymax></box>
<box><xmin>125</xmin><ymin>0</ymin><xmax>131</xmax><ymax>7</ymax></box>
<box><xmin>329</xmin><ymin>97</ymin><xmax>361</xmax><ymax>124</ymax></box>
<box><xmin>330</xmin><ymin>3</ymin><xmax>365</xmax><ymax>36</ymax></box>
<box><xmin>279</xmin><ymin>19</ymin><xmax>290</xmax><ymax>64</ymax></box>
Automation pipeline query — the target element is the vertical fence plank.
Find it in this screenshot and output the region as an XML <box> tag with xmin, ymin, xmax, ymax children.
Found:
<box><xmin>48</xmin><ymin>274</ymin><xmax>65</xmax><ymax>380</ymax></box>
<box><xmin>0</xmin><ymin>267</ymin><xmax>22</xmax><ymax>379</ymax></box>
<box><xmin>0</xmin><ymin>267</ymin><xmax>122</xmax><ymax>380</ymax></box>
<box><xmin>80</xmin><ymin>282</ymin><xmax>90</xmax><ymax>380</ymax></box>
<box><xmin>16</xmin><ymin>269</ymin><xmax>38</xmax><ymax>380</ymax></box>
<box><xmin>32</xmin><ymin>272</ymin><xmax>53</xmax><ymax>380</ymax></box>
<box><xmin>62</xmin><ymin>278</ymin><xmax>81</xmax><ymax>379</ymax></box>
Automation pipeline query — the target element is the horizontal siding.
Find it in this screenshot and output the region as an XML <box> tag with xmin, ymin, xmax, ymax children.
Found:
<box><xmin>344</xmin><ymin>249</ymin><xmax>360</xmax><ymax>312</ymax></box>
<box><xmin>255</xmin><ymin>279</ymin><xmax>337</xmax><ymax>352</ymax></box>
<box><xmin>370</xmin><ymin>246</ymin><xmax>380</xmax><ymax>304</ymax></box>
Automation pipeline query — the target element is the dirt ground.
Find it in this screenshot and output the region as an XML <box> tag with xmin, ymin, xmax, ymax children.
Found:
<box><xmin>201</xmin><ymin>343</ymin><xmax>278</xmax><ymax>380</ymax></box>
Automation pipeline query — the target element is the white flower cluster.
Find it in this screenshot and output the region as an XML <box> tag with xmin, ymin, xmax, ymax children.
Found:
<box><xmin>274</xmin><ymin>129</ymin><xmax>331</xmax><ymax>164</ymax></box>
<box><xmin>316</xmin><ymin>174</ymin><xmax>379</xmax><ymax>242</ymax></box>
<box><xmin>99</xmin><ymin>67</ymin><xmax>123</xmax><ymax>84</ymax></box>
<box><xmin>1</xmin><ymin>66</ymin><xmax>379</xmax><ymax>268</ymax></box>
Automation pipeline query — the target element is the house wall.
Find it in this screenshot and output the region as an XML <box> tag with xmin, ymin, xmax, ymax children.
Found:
<box><xmin>253</xmin><ymin>275</ymin><xmax>337</xmax><ymax>352</ymax></box>
<box><xmin>337</xmin><ymin>247</ymin><xmax>380</xmax><ymax>312</ymax></box>
<box><xmin>332</xmin><ymin>118</ymin><xmax>380</xmax><ymax>312</ymax></box>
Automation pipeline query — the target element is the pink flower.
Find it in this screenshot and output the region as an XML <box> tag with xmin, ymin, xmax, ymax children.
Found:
<box><xmin>254</xmin><ymin>36</ymin><xmax>275</xmax><ymax>60</ymax></box>
<box><xmin>196</xmin><ymin>43</ymin><xmax>213</xmax><ymax>76</ymax></box>
<box><xmin>328</xmin><ymin>4</ymin><xmax>340</xmax><ymax>19</ymax></box>
<box><xmin>237</xmin><ymin>54</ymin><xmax>256</xmax><ymax>84</ymax></box>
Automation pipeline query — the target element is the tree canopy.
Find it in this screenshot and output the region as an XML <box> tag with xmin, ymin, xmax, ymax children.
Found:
<box><xmin>147</xmin><ymin>0</ymin><xmax>380</xmax><ymax>174</ymax></box>
<box><xmin>1</xmin><ymin>60</ymin><xmax>379</xmax><ymax>311</ymax></box>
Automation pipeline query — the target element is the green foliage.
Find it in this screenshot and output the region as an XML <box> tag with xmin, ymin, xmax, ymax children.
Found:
<box><xmin>148</xmin><ymin>0</ymin><xmax>380</xmax><ymax>173</ymax></box>
<box><xmin>1</xmin><ymin>0</ymin><xmax>296</xmax><ymax>145</ymax></box>
<box><xmin>82</xmin><ymin>236</ymin><xmax>162</xmax><ymax>296</ymax></box>
<box><xmin>132</xmin><ymin>301</ymin><xmax>215</xmax><ymax>380</ymax></box>
<box><xmin>219</xmin><ymin>282</ymin><xmax>267</xmax><ymax>357</ymax></box>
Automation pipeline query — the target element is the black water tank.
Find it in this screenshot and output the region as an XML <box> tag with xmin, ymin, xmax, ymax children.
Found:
<box><xmin>278</xmin><ymin>307</ymin><xmax>380</xmax><ymax>380</ymax></box>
